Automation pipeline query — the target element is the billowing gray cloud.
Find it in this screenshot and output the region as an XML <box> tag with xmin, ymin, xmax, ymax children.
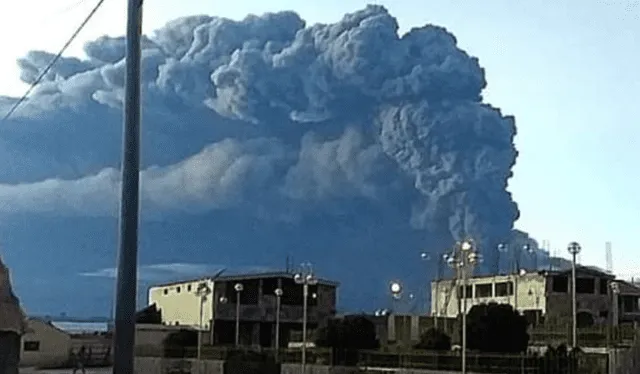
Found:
<box><xmin>0</xmin><ymin>5</ymin><xmax>519</xmax><ymax>269</ymax></box>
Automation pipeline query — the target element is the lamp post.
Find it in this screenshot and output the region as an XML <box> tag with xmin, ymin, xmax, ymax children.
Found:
<box><xmin>274</xmin><ymin>287</ymin><xmax>283</xmax><ymax>362</ymax></box>
<box><xmin>524</xmin><ymin>244</ymin><xmax>537</xmax><ymax>271</ymax></box>
<box><xmin>611</xmin><ymin>281</ymin><xmax>620</xmax><ymax>327</ymax></box>
<box><xmin>567</xmin><ymin>241</ymin><xmax>582</xmax><ymax>349</ymax></box>
<box><xmin>294</xmin><ymin>263</ymin><xmax>318</xmax><ymax>374</ymax></box>
<box><xmin>497</xmin><ymin>243</ymin><xmax>508</xmax><ymax>275</ymax></box>
<box><xmin>445</xmin><ymin>239</ymin><xmax>482</xmax><ymax>374</ymax></box>
<box><xmin>610</xmin><ymin>281</ymin><xmax>620</xmax><ymax>346</ymax></box>
<box><xmin>234</xmin><ymin>283</ymin><xmax>244</xmax><ymax>347</ymax></box>
<box><xmin>420</xmin><ymin>252</ymin><xmax>446</xmax><ymax>329</ymax></box>
<box><xmin>195</xmin><ymin>282</ymin><xmax>212</xmax><ymax>360</ymax></box>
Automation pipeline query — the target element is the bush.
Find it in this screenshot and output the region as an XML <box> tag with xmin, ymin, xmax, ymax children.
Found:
<box><xmin>414</xmin><ymin>328</ymin><xmax>451</xmax><ymax>351</ymax></box>
<box><xmin>315</xmin><ymin>315</ymin><xmax>379</xmax><ymax>365</ymax></box>
<box><xmin>162</xmin><ymin>329</ymin><xmax>197</xmax><ymax>358</ymax></box>
<box><xmin>466</xmin><ymin>302</ymin><xmax>529</xmax><ymax>353</ymax></box>
<box><xmin>315</xmin><ymin>315</ymin><xmax>379</xmax><ymax>350</ymax></box>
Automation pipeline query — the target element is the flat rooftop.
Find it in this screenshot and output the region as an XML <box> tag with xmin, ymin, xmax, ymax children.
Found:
<box><xmin>151</xmin><ymin>270</ymin><xmax>339</xmax><ymax>288</ymax></box>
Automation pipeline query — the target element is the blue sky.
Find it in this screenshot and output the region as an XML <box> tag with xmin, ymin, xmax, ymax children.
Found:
<box><xmin>0</xmin><ymin>0</ymin><xmax>638</xmax><ymax>315</ymax></box>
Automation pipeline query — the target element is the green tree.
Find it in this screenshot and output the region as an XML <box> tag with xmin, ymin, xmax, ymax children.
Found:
<box><xmin>162</xmin><ymin>329</ymin><xmax>197</xmax><ymax>358</ymax></box>
<box><xmin>315</xmin><ymin>315</ymin><xmax>379</xmax><ymax>350</ymax></box>
<box><xmin>466</xmin><ymin>302</ymin><xmax>529</xmax><ymax>353</ymax></box>
<box><xmin>315</xmin><ymin>315</ymin><xmax>379</xmax><ymax>365</ymax></box>
<box><xmin>414</xmin><ymin>328</ymin><xmax>451</xmax><ymax>351</ymax></box>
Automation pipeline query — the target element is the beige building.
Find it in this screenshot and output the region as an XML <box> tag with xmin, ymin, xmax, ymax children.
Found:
<box><xmin>20</xmin><ymin>319</ymin><xmax>72</xmax><ymax>369</ymax></box>
<box><xmin>148</xmin><ymin>271</ymin><xmax>338</xmax><ymax>347</ymax></box>
<box><xmin>431</xmin><ymin>266</ymin><xmax>618</xmax><ymax>326</ymax></box>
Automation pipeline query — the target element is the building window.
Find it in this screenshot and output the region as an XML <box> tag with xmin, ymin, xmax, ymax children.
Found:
<box><xmin>495</xmin><ymin>282</ymin><xmax>514</xmax><ymax>297</ymax></box>
<box><xmin>552</xmin><ymin>276</ymin><xmax>569</xmax><ymax>293</ymax></box>
<box><xmin>599</xmin><ymin>279</ymin><xmax>609</xmax><ymax>295</ymax></box>
<box><xmin>457</xmin><ymin>285</ymin><xmax>473</xmax><ymax>299</ymax></box>
<box><xmin>23</xmin><ymin>341</ymin><xmax>40</xmax><ymax>351</ymax></box>
<box><xmin>176</xmin><ymin>286</ymin><xmax>181</xmax><ymax>293</ymax></box>
<box><xmin>163</xmin><ymin>289</ymin><xmax>168</xmax><ymax>295</ymax></box>
<box><xmin>187</xmin><ymin>285</ymin><xmax>192</xmax><ymax>292</ymax></box>
<box><xmin>576</xmin><ymin>278</ymin><xmax>595</xmax><ymax>294</ymax></box>
<box><xmin>475</xmin><ymin>284</ymin><xmax>492</xmax><ymax>298</ymax></box>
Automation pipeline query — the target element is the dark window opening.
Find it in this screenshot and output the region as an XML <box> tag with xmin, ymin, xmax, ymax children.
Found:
<box><xmin>225</xmin><ymin>280</ymin><xmax>260</xmax><ymax>305</ymax></box>
<box><xmin>475</xmin><ymin>284</ymin><xmax>492</xmax><ymax>298</ymax></box>
<box><xmin>576</xmin><ymin>278</ymin><xmax>595</xmax><ymax>294</ymax></box>
<box><xmin>176</xmin><ymin>286</ymin><xmax>181</xmax><ymax>293</ymax></box>
<box><xmin>187</xmin><ymin>285</ymin><xmax>192</xmax><ymax>292</ymax></box>
<box><xmin>552</xmin><ymin>276</ymin><xmax>569</xmax><ymax>293</ymax></box>
<box><xmin>599</xmin><ymin>279</ymin><xmax>609</xmax><ymax>295</ymax></box>
<box><xmin>262</xmin><ymin>278</ymin><xmax>279</xmax><ymax>296</ymax></box>
<box><xmin>622</xmin><ymin>296</ymin><xmax>639</xmax><ymax>313</ymax></box>
<box><xmin>23</xmin><ymin>341</ymin><xmax>40</xmax><ymax>351</ymax></box>
<box><xmin>457</xmin><ymin>285</ymin><xmax>473</xmax><ymax>299</ymax></box>
<box><xmin>495</xmin><ymin>282</ymin><xmax>514</xmax><ymax>297</ymax></box>
<box><xmin>163</xmin><ymin>289</ymin><xmax>168</xmax><ymax>295</ymax></box>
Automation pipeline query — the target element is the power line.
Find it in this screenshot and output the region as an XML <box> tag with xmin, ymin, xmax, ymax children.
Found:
<box><xmin>1</xmin><ymin>0</ymin><xmax>106</xmax><ymax>123</ymax></box>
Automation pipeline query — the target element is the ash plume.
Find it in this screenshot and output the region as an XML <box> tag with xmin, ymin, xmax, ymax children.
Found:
<box><xmin>0</xmin><ymin>5</ymin><xmax>520</xmax><ymax>312</ymax></box>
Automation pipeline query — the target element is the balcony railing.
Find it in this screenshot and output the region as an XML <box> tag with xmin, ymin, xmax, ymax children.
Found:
<box><xmin>214</xmin><ymin>303</ymin><xmax>322</xmax><ymax>322</ymax></box>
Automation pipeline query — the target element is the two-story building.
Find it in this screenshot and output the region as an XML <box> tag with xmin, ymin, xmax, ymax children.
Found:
<box><xmin>148</xmin><ymin>271</ymin><xmax>338</xmax><ymax>347</ymax></box>
<box><xmin>431</xmin><ymin>266</ymin><xmax>618</xmax><ymax>326</ymax></box>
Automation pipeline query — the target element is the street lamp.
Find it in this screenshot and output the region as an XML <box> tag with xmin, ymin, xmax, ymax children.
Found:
<box><xmin>234</xmin><ymin>283</ymin><xmax>244</xmax><ymax>347</ymax></box>
<box><xmin>497</xmin><ymin>243</ymin><xmax>508</xmax><ymax>275</ymax></box>
<box><xmin>524</xmin><ymin>243</ymin><xmax>537</xmax><ymax>271</ymax></box>
<box><xmin>611</xmin><ymin>281</ymin><xmax>620</xmax><ymax>326</ymax></box>
<box><xmin>195</xmin><ymin>282</ymin><xmax>212</xmax><ymax>360</ymax></box>
<box><xmin>294</xmin><ymin>263</ymin><xmax>318</xmax><ymax>374</ymax></box>
<box><xmin>567</xmin><ymin>241</ymin><xmax>582</xmax><ymax>349</ymax></box>
<box><xmin>274</xmin><ymin>288</ymin><xmax>283</xmax><ymax>362</ymax></box>
<box><xmin>421</xmin><ymin>252</ymin><xmax>446</xmax><ymax>329</ymax></box>
<box><xmin>446</xmin><ymin>239</ymin><xmax>482</xmax><ymax>374</ymax></box>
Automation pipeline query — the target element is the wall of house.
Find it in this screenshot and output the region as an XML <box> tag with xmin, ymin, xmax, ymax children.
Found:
<box><xmin>431</xmin><ymin>273</ymin><xmax>547</xmax><ymax>319</ymax></box>
<box><xmin>545</xmin><ymin>271</ymin><xmax>610</xmax><ymax>326</ymax></box>
<box><xmin>148</xmin><ymin>279</ymin><xmax>215</xmax><ymax>328</ymax></box>
<box><xmin>20</xmin><ymin>319</ymin><xmax>72</xmax><ymax>369</ymax></box>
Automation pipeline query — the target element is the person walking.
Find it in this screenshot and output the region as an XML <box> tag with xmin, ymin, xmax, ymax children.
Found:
<box><xmin>72</xmin><ymin>345</ymin><xmax>87</xmax><ymax>374</ymax></box>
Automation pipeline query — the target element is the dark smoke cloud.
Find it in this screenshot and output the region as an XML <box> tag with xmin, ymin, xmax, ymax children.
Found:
<box><xmin>0</xmin><ymin>5</ymin><xmax>521</xmax><ymax>311</ymax></box>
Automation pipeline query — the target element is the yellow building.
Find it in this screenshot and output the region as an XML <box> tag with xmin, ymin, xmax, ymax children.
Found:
<box><xmin>432</xmin><ymin>266</ymin><xmax>616</xmax><ymax>326</ymax></box>
<box><xmin>149</xmin><ymin>277</ymin><xmax>216</xmax><ymax>329</ymax></box>
<box><xmin>149</xmin><ymin>271</ymin><xmax>338</xmax><ymax>347</ymax></box>
<box><xmin>20</xmin><ymin>319</ymin><xmax>72</xmax><ymax>369</ymax></box>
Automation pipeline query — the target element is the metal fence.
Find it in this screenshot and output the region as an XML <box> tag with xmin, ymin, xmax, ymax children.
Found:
<box><xmin>529</xmin><ymin>323</ymin><xmax>637</xmax><ymax>347</ymax></box>
<box><xmin>135</xmin><ymin>345</ymin><xmax>333</xmax><ymax>364</ymax></box>
<box><xmin>136</xmin><ymin>345</ymin><xmax>610</xmax><ymax>374</ymax></box>
<box><xmin>358</xmin><ymin>350</ymin><xmax>606</xmax><ymax>374</ymax></box>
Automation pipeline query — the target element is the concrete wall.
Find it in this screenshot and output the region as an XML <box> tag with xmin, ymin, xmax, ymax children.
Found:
<box><xmin>20</xmin><ymin>319</ymin><xmax>72</xmax><ymax>369</ymax></box>
<box><xmin>281</xmin><ymin>363</ymin><xmax>359</xmax><ymax>374</ymax></box>
<box><xmin>0</xmin><ymin>331</ymin><xmax>20</xmax><ymax>374</ymax></box>
<box><xmin>134</xmin><ymin>359</ymin><xmax>489</xmax><ymax>374</ymax></box>
<box><xmin>135</xmin><ymin>357</ymin><xmax>225</xmax><ymax>374</ymax></box>
<box><xmin>545</xmin><ymin>273</ymin><xmax>610</xmax><ymax>326</ymax></box>
<box><xmin>135</xmin><ymin>323</ymin><xmax>204</xmax><ymax>347</ymax></box>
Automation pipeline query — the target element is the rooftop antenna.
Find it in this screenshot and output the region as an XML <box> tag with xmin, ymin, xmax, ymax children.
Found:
<box><xmin>605</xmin><ymin>241</ymin><xmax>613</xmax><ymax>274</ymax></box>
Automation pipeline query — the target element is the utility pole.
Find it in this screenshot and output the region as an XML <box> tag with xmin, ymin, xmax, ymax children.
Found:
<box><xmin>112</xmin><ymin>0</ymin><xmax>143</xmax><ymax>373</ymax></box>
